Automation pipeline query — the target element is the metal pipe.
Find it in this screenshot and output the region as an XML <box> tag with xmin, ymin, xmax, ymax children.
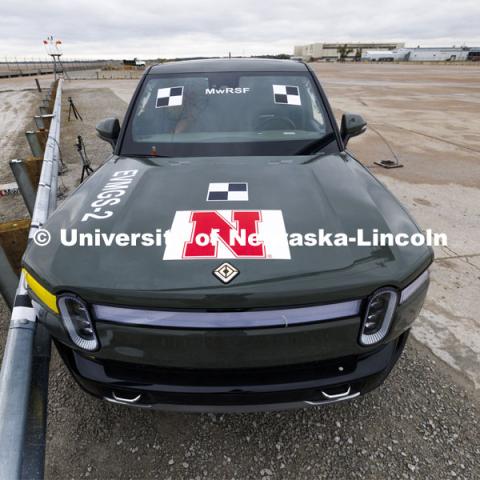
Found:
<box><xmin>21</xmin><ymin>322</ymin><xmax>51</xmax><ymax>480</ymax></box>
<box><xmin>0</xmin><ymin>79</ymin><xmax>62</xmax><ymax>480</ymax></box>
<box><xmin>0</xmin><ymin>313</ymin><xmax>36</xmax><ymax>479</ymax></box>
<box><xmin>9</xmin><ymin>159</ymin><xmax>37</xmax><ymax>215</ymax></box>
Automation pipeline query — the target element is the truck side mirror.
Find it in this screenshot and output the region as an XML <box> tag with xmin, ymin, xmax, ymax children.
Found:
<box><xmin>340</xmin><ymin>113</ymin><xmax>367</xmax><ymax>146</ymax></box>
<box><xmin>96</xmin><ymin>117</ymin><xmax>120</xmax><ymax>148</ymax></box>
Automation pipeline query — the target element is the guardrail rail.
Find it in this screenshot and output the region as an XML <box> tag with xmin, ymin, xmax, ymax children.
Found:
<box><xmin>0</xmin><ymin>78</ymin><xmax>63</xmax><ymax>480</ymax></box>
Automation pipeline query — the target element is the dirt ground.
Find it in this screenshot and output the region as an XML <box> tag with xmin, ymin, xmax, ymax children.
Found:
<box><xmin>0</xmin><ymin>88</ymin><xmax>38</xmax><ymax>221</ymax></box>
<box><xmin>0</xmin><ymin>63</ymin><xmax>479</xmax><ymax>479</ymax></box>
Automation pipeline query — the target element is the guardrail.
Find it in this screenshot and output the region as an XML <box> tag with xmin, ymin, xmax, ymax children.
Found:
<box><xmin>0</xmin><ymin>59</ymin><xmax>109</xmax><ymax>78</ymax></box>
<box><xmin>0</xmin><ymin>79</ymin><xmax>62</xmax><ymax>479</ymax></box>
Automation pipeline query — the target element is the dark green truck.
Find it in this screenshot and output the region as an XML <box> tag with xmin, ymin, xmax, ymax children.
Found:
<box><xmin>23</xmin><ymin>59</ymin><xmax>432</xmax><ymax>411</ymax></box>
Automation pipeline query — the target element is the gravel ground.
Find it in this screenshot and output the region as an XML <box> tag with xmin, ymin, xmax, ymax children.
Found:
<box><xmin>54</xmin><ymin>86</ymin><xmax>126</xmax><ymax>197</ymax></box>
<box><xmin>45</xmin><ymin>339</ymin><xmax>479</xmax><ymax>480</ymax></box>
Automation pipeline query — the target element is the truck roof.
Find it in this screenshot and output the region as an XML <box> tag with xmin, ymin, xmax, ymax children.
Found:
<box><xmin>148</xmin><ymin>58</ymin><xmax>307</xmax><ymax>74</ymax></box>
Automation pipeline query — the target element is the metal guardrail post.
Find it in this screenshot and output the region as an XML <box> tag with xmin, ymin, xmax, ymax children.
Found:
<box><xmin>25</xmin><ymin>131</ymin><xmax>44</xmax><ymax>158</ymax></box>
<box><xmin>9</xmin><ymin>159</ymin><xmax>37</xmax><ymax>216</ymax></box>
<box><xmin>33</xmin><ymin>116</ymin><xmax>45</xmax><ymax>130</ymax></box>
<box><xmin>34</xmin><ymin>114</ymin><xmax>54</xmax><ymax>131</ymax></box>
<box><xmin>0</xmin><ymin>247</ymin><xmax>18</xmax><ymax>309</ymax></box>
<box><xmin>0</xmin><ymin>79</ymin><xmax>62</xmax><ymax>480</ymax></box>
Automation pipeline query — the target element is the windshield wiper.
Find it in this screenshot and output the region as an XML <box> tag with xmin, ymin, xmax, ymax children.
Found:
<box><xmin>295</xmin><ymin>132</ymin><xmax>336</xmax><ymax>155</ymax></box>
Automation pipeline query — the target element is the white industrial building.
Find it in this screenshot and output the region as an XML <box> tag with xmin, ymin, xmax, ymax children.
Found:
<box><xmin>294</xmin><ymin>43</ymin><xmax>479</xmax><ymax>62</ymax></box>
<box><xmin>402</xmin><ymin>47</ymin><xmax>470</xmax><ymax>61</ymax></box>
<box><xmin>293</xmin><ymin>42</ymin><xmax>404</xmax><ymax>61</ymax></box>
<box><xmin>363</xmin><ymin>46</ymin><xmax>478</xmax><ymax>62</ymax></box>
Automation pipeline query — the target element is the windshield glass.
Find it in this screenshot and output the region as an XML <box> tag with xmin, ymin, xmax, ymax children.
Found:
<box><xmin>120</xmin><ymin>71</ymin><xmax>335</xmax><ymax>157</ymax></box>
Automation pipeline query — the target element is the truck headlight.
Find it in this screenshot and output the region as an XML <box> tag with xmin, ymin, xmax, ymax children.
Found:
<box><xmin>400</xmin><ymin>270</ymin><xmax>429</xmax><ymax>304</ymax></box>
<box><xmin>57</xmin><ymin>294</ymin><xmax>99</xmax><ymax>351</ymax></box>
<box><xmin>360</xmin><ymin>288</ymin><xmax>398</xmax><ymax>346</ymax></box>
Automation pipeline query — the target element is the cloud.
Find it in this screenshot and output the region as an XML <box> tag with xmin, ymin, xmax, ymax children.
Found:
<box><xmin>1</xmin><ymin>0</ymin><xmax>479</xmax><ymax>59</ymax></box>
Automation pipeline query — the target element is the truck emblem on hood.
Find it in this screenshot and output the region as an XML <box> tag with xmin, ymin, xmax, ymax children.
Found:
<box><xmin>163</xmin><ymin>210</ymin><xmax>291</xmax><ymax>260</ymax></box>
<box><xmin>213</xmin><ymin>262</ymin><xmax>239</xmax><ymax>284</ymax></box>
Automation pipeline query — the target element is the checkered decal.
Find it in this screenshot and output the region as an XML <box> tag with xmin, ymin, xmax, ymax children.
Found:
<box><xmin>156</xmin><ymin>86</ymin><xmax>184</xmax><ymax>108</ymax></box>
<box><xmin>273</xmin><ymin>85</ymin><xmax>301</xmax><ymax>106</ymax></box>
<box><xmin>207</xmin><ymin>183</ymin><xmax>248</xmax><ymax>201</ymax></box>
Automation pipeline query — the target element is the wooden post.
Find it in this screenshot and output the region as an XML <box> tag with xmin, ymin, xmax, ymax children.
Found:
<box><xmin>0</xmin><ymin>219</ymin><xmax>31</xmax><ymax>276</ymax></box>
<box><xmin>36</xmin><ymin>130</ymin><xmax>48</xmax><ymax>153</ymax></box>
<box><xmin>24</xmin><ymin>157</ymin><xmax>43</xmax><ymax>192</ymax></box>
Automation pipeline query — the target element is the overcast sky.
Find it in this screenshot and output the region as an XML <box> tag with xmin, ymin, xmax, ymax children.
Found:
<box><xmin>1</xmin><ymin>0</ymin><xmax>479</xmax><ymax>59</ymax></box>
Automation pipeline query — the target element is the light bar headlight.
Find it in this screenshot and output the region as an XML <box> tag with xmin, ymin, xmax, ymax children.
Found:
<box><xmin>360</xmin><ymin>288</ymin><xmax>398</xmax><ymax>346</ymax></box>
<box><xmin>57</xmin><ymin>294</ymin><xmax>99</xmax><ymax>351</ymax></box>
<box><xmin>400</xmin><ymin>270</ymin><xmax>429</xmax><ymax>304</ymax></box>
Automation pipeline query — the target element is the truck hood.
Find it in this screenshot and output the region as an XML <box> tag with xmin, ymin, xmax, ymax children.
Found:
<box><xmin>23</xmin><ymin>153</ymin><xmax>432</xmax><ymax>309</ymax></box>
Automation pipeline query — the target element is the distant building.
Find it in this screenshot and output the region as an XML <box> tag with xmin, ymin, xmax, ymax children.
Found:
<box><xmin>468</xmin><ymin>48</ymin><xmax>480</xmax><ymax>61</ymax></box>
<box><xmin>293</xmin><ymin>42</ymin><xmax>405</xmax><ymax>61</ymax></box>
<box><xmin>294</xmin><ymin>43</ymin><xmax>480</xmax><ymax>62</ymax></box>
<box><xmin>402</xmin><ymin>47</ymin><xmax>470</xmax><ymax>62</ymax></box>
<box><xmin>363</xmin><ymin>46</ymin><xmax>478</xmax><ymax>62</ymax></box>
<box><xmin>362</xmin><ymin>50</ymin><xmax>396</xmax><ymax>62</ymax></box>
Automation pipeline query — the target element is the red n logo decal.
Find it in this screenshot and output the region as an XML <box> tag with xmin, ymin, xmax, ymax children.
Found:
<box><xmin>183</xmin><ymin>211</ymin><xmax>265</xmax><ymax>258</ymax></box>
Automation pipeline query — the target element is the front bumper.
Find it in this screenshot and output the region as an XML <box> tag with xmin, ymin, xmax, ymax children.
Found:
<box><xmin>38</xmin><ymin>277</ymin><xmax>427</xmax><ymax>412</ymax></box>
<box><xmin>55</xmin><ymin>330</ymin><xmax>409</xmax><ymax>412</ymax></box>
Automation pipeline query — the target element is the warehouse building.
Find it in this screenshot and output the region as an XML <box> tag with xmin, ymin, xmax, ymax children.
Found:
<box><xmin>467</xmin><ymin>48</ymin><xmax>480</xmax><ymax>60</ymax></box>
<box><xmin>293</xmin><ymin>42</ymin><xmax>405</xmax><ymax>61</ymax></box>
<box><xmin>401</xmin><ymin>47</ymin><xmax>470</xmax><ymax>61</ymax></box>
<box><xmin>363</xmin><ymin>46</ymin><xmax>479</xmax><ymax>62</ymax></box>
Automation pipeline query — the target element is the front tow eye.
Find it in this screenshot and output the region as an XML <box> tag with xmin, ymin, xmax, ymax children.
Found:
<box><xmin>304</xmin><ymin>385</ymin><xmax>360</xmax><ymax>406</ymax></box>
<box><xmin>111</xmin><ymin>392</ymin><xmax>142</xmax><ymax>404</ymax></box>
<box><xmin>321</xmin><ymin>385</ymin><xmax>351</xmax><ymax>399</ymax></box>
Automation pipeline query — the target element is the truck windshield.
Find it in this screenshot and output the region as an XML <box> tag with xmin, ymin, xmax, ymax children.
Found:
<box><xmin>120</xmin><ymin>71</ymin><xmax>336</xmax><ymax>157</ymax></box>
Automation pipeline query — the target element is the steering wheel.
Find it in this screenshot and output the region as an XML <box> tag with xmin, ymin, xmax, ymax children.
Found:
<box><xmin>255</xmin><ymin>115</ymin><xmax>296</xmax><ymax>131</ymax></box>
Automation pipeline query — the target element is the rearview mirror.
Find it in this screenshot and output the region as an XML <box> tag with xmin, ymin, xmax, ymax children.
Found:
<box><xmin>96</xmin><ymin>117</ymin><xmax>120</xmax><ymax>148</ymax></box>
<box><xmin>340</xmin><ymin>113</ymin><xmax>367</xmax><ymax>146</ymax></box>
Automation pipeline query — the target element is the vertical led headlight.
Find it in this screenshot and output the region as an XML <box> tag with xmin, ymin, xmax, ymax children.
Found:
<box><xmin>57</xmin><ymin>294</ymin><xmax>99</xmax><ymax>351</ymax></box>
<box><xmin>360</xmin><ymin>288</ymin><xmax>398</xmax><ymax>346</ymax></box>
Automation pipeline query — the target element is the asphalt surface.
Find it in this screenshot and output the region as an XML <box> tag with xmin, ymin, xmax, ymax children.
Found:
<box><xmin>0</xmin><ymin>66</ymin><xmax>479</xmax><ymax>479</ymax></box>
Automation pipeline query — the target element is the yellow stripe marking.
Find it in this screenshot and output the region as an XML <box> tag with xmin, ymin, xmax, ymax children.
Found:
<box><xmin>23</xmin><ymin>269</ymin><xmax>59</xmax><ymax>314</ymax></box>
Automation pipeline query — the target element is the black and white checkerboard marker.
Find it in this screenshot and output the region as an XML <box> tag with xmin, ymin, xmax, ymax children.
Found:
<box><xmin>156</xmin><ymin>86</ymin><xmax>184</xmax><ymax>108</ymax></box>
<box><xmin>207</xmin><ymin>183</ymin><xmax>248</xmax><ymax>201</ymax></box>
<box><xmin>273</xmin><ymin>85</ymin><xmax>301</xmax><ymax>106</ymax></box>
